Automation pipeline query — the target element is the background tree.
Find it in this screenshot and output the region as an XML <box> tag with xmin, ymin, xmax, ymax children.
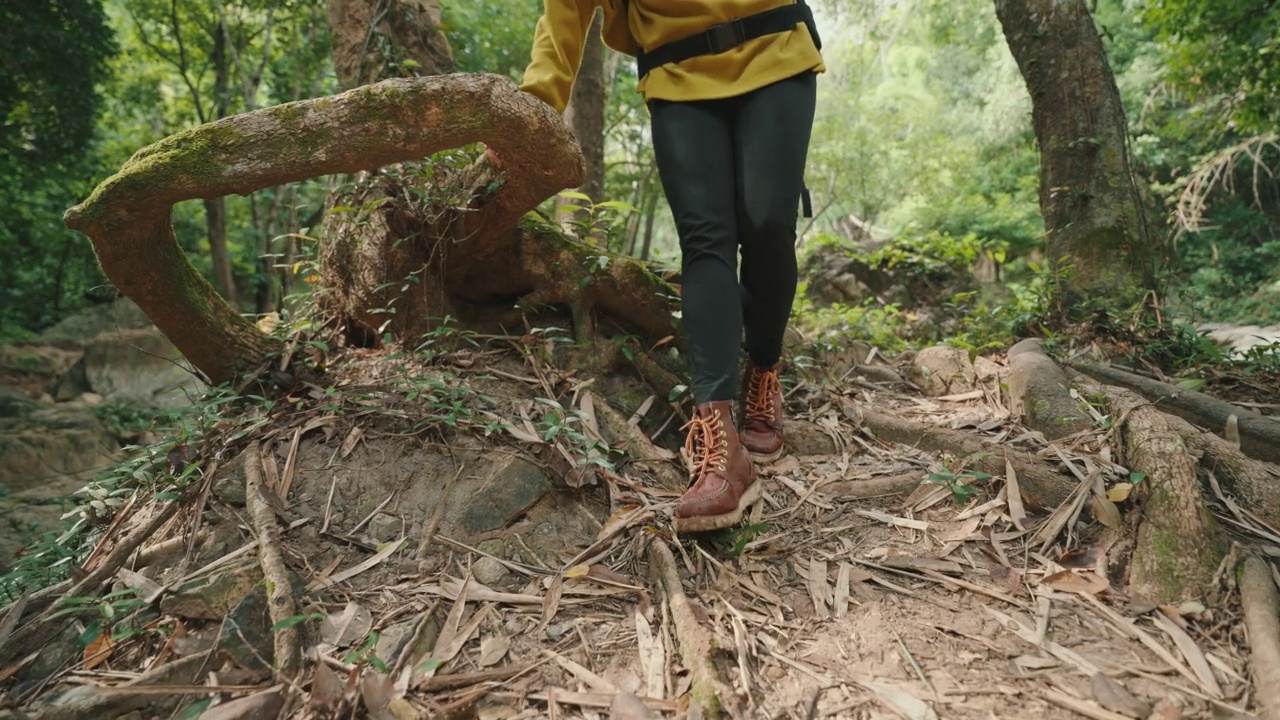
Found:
<box><xmin>327</xmin><ymin>0</ymin><xmax>455</xmax><ymax>87</ymax></box>
<box><xmin>993</xmin><ymin>0</ymin><xmax>1157</xmax><ymax>318</ymax></box>
<box><xmin>0</xmin><ymin>0</ymin><xmax>116</xmax><ymax>338</ymax></box>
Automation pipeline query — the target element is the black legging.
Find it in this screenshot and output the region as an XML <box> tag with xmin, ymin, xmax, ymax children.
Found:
<box><xmin>649</xmin><ymin>70</ymin><xmax>818</xmax><ymax>405</ymax></box>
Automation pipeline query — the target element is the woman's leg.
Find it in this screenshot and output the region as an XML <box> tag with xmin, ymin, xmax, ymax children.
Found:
<box><xmin>733</xmin><ymin>71</ymin><xmax>818</xmax><ymax>367</ymax></box>
<box><xmin>732</xmin><ymin>71</ymin><xmax>818</xmax><ymax>460</ymax></box>
<box><xmin>650</xmin><ymin>97</ymin><xmax>759</xmax><ymax>532</ymax></box>
<box><xmin>649</xmin><ymin>98</ymin><xmax>741</xmax><ymax>405</ymax></box>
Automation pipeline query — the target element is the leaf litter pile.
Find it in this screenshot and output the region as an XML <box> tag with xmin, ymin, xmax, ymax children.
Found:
<box><xmin>2</xmin><ymin>332</ymin><xmax>1278</xmax><ymax>720</ymax></box>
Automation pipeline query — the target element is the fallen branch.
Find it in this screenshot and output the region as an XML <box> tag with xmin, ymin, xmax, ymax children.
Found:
<box><xmin>245</xmin><ymin>442</ymin><xmax>301</xmax><ymax>681</ymax></box>
<box><xmin>1070</xmin><ymin>362</ymin><xmax>1280</xmax><ymax>463</ymax></box>
<box><xmin>1239</xmin><ymin>555</ymin><xmax>1280</xmax><ymax>720</ymax></box>
<box><xmin>647</xmin><ymin>539</ymin><xmax>738</xmax><ymax>718</ymax></box>
<box><xmin>838</xmin><ymin>398</ymin><xmax>1077</xmax><ymax>509</ymax></box>
<box><xmin>1006</xmin><ymin>339</ymin><xmax>1092</xmax><ymax>441</ymax></box>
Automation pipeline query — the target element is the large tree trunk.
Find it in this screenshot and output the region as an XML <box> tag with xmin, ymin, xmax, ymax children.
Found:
<box><xmin>208</xmin><ymin>20</ymin><xmax>238</xmax><ymax>305</ymax></box>
<box><xmin>326</xmin><ymin>0</ymin><xmax>455</xmax><ymax>89</ymax></box>
<box><xmin>567</xmin><ymin>9</ymin><xmax>606</xmax><ymax>204</ymax></box>
<box><xmin>64</xmin><ymin>75</ymin><xmax>593</xmax><ymax>385</ymax></box>
<box><xmin>993</xmin><ymin>0</ymin><xmax>1156</xmax><ymax>315</ymax></box>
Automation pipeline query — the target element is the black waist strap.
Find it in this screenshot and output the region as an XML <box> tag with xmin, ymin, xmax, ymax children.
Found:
<box><xmin>635</xmin><ymin>2</ymin><xmax>820</xmax><ymax>79</ymax></box>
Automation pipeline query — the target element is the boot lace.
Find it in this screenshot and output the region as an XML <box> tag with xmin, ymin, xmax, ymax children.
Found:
<box><xmin>681</xmin><ymin>409</ymin><xmax>728</xmax><ymax>480</ymax></box>
<box><xmin>745</xmin><ymin>367</ymin><xmax>782</xmax><ymax>423</ymax></box>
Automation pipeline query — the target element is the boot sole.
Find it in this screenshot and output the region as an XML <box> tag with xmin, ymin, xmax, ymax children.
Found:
<box><xmin>748</xmin><ymin>447</ymin><xmax>785</xmax><ymax>463</ymax></box>
<box><xmin>674</xmin><ymin>476</ymin><xmax>763</xmax><ymax>533</ymax></box>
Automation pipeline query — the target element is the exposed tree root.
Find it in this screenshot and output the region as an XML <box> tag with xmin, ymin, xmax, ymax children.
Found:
<box><xmin>1071</xmin><ymin>362</ymin><xmax>1280</xmax><ymax>463</ymax></box>
<box><xmin>591</xmin><ymin>393</ymin><xmax>684</xmax><ymax>491</ymax></box>
<box><xmin>647</xmin><ymin>538</ymin><xmax>739</xmax><ymax>719</ymax></box>
<box><xmin>1239</xmin><ymin>555</ymin><xmax>1280</xmax><ymax>720</ymax></box>
<box><xmin>245</xmin><ymin>443</ymin><xmax>302</xmax><ymax>681</ymax></box>
<box><xmin>837</xmin><ymin>398</ymin><xmax>1077</xmax><ymax>509</ymax></box>
<box><xmin>1006</xmin><ymin>339</ymin><xmax>1092</xmax><ymax>440</ymax></box>
<box><xmin>825</xmin><ymin>471</ymin><xmax>925</xmax><ymax>499</ymax></box>
<box><xmin>1101</xmin><ymin>386</ymin><xmax>1222</xmax><ymax>603</ymax></box>
<box><xmin>1179</xmin><ymin>428</ymin><xmax>1280</xmax><ymax>531</ymax></box>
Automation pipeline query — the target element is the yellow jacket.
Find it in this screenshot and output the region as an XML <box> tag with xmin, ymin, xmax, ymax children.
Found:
<box><xmin>519</xmin><ymin>0</ymin><xmax>824</xmax><ymax>114</ymax></box>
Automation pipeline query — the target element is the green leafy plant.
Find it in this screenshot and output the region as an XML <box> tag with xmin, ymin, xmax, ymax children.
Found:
<box><xmin>925</xmin><ymin>469</ymin><xmax>991</xmax><ymax>505</ymax></box>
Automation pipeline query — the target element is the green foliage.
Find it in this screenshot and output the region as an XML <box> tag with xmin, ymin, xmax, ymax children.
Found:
<box><xmin>444</xmin><ymin>0</ymin><xmax>542</xmax><ymax>78</ymax></box>
<box><xmin>1140</xmin><ymin>0</ymin><xmax>1280</xmax><ymax>136</ymax></box>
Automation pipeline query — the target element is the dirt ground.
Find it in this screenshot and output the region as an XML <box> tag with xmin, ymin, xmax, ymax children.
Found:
<box><xmin>1</xmin><ymin>336</ymin><xmax>1272</xmax><ymax>720</ymax></box>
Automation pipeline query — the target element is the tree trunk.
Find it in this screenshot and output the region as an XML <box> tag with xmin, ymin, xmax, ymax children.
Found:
<box><xmin>63</xmin><ymin>74</ymin><xmax>627</xmax><ymax>386</ymax></box>
<box><xmin>992</xmin><ymin>0</ymin><xmax>1156</xmax><ymax>315</ymax></box>
<box><xmin>569</xmin><ymin>9</ymin><xmax>606</xmax><ymax>204</ymax></box>
<box><xmin>208</xmin><ymin>20</ymin><xmax>238</xmax><ymax>305</ymax></box>
<box><xmin>326</xmin><ymin>0</ymin><xmax>455</xmax><ymax>89</ymax></box>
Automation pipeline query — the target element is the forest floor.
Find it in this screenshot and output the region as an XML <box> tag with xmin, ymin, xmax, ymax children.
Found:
<box><xmin>2</xmin><ymin>329</ymin><xmax>1277</xmax><ymax>720</ymax></box>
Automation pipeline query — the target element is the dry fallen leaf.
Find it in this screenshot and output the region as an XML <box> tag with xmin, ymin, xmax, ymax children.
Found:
<box><xmin>202</xmin><ymin>687</ymin><xmax>285</xmax><ymax>720</ymax></box>
<box><xmin>1091</xmin><ymin>672</ymin><xmax>1151</xmax><ymax>718</ymax></box>
<box><xmin>321</xmin><ymin>602</ymin><xmax>373</xmax><ymax>648</ymax></box>
<box><xmin>990</xmin><ymin>565</ymin><xmax>1024</xmax><ymax>595</ymax></box>
<box><xmin>310</xmin><ymin>661</ymin><xmax>347</xmax><ymax>715</ymax></box>
<box><xmin>564</xmin><ymin>564</ymin><xmax>591</xmax><ymax>579</ymax></box>
<box><xmin>1059</xmin><ymin>546</ymin><xmax>1105</xmax><ymax>569</ymax></box>
<box><xmin>340</xmin><ymin>426</ymin><xmax>364</xmax><ymax>458</ymax></box>
<box><xmin>1090</xmin><ymin>493</ymin><xmax>1123</xmax><ymax>529</ymax></box>
<box><xmin>1107</xmin><ymin>483</ymin><xmax>1133</xmax><ymax>503</ymax></box>
<box><xmin>1043</xmin><ymin>570</ymin><xmax>1110</xmax><ymax>596</ymax></box>
<box><xmin>635</xmin><ymin>610</ymin><xmax>665</xmax><ymax>699</ymax></box>
<box><xmin>611</xmin><ymin>692</ymin><xmax>660</xmax><ymax>720</ymax></box>
<box><xmin>478</xmin><ymin>635</ymin><xmax>511</xmax><ymax>667</ymax></box>
<box><xmin>83</xmin><ymin>631</ymin><xmax>114</xmax><ymax>670</ymax></box>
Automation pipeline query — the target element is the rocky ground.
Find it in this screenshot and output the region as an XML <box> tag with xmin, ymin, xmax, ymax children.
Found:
<box><xmin>0</xmin><ymin>299</ymin><xmax>205</xmax><ymax>569</ymax></box>
<box><xmin>1</xmin><ymin>324</ymin><xmax>1277</xmax><ymax>720</ymax></box>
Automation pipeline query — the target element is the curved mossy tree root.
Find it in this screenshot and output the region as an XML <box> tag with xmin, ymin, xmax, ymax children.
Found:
<box><xmin>64</xmin><ymin>73</ymin><xmax>584</xmax><ymax>386</ymax></box>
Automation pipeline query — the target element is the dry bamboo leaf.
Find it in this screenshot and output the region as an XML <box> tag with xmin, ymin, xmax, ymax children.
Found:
<box><xmin>984</xmin><ymin>606</ymin><xmax>1100</xmax><ymax>675</ymax></box>
<box><xmin>543</xmin><ymin>649</ymin><xmax>617</xmax><ymax>692</ymax></box>
<box><xmin>1078</xmin><ymin>594</ymin><xmax>1205</xmax><ymax>691</ymax></box>
<box><xmin>1041</xmin><ymin>687</ymin><xmax>1135</xmax><ymax>720</ymax></box>
<box><xmin>433</xmin><ymin>604</ymin><xmax>492</xmax><ymax>663</ymax></box>
<box><xmin>611</xmin><ymin>692</ymin><xmax>661</xmax><ymax>720</ymax></box>
<box><xmin>540</xmin><ymin>573</ymin><xmax>565</xmax><ymax>632</ymax></box>
<box><xmin>881</xmin><ymin>556</ymin><xmax>964</xmax><ymax>575</ymax></box>
<box><xmin>308</xmin><ymin>538</ymin><xmax>405</xmax><ymax>591</ymax></box>
<box><xmin>480</xmin><ymin>410</ymin><xmax>543</xmax><ymax>444</ymax></box>
<box><xmin>321</xmin><ymin>602</ymin><xmax>374</xmax><ymax>648</ymax></box>
<box><xmin>628</xmin><ymin>395</ymin><xmax>655</xmax><ymax>427</ymax></box>
<box><xmin>808</xmin><ymin>557</ymin><xmax>831</xmax><ymax>620</ymax></box>
<box><xmin>834</xmin><ymin>563</ymin><xmax>852</xmax><ymax>618</ymax></box>
<box><xmin>855</xmin><ymin>508</ymin><xmax>929</xmax><ymax>531</ymax></box>
<box><xmin>1013</xmin><ymin>655</ymin><xmax>1059</xmax><ymax>670</ymax></box>
<box><xmin>202</xmin><ymin>687</ymin><xmax>286</xmax><ymax>720</ymax></box>
<box><xmin>859</xmin><ymin>679</ymin><xmax>938</xmax><ymax>720</ymax></box>
<box><xmin>1043</xmin><ymin>570</ymin><xmax>1110</xmax><ymax>596</ymax></box>
<box><xmin>117</xmin><ymin>567</ymin><xmax>165</xmax><ymax>603</ymax></box>
<box><xmin>564</xmin><ymin>564</ymin><xmax>591</xmax><ymax>579</ymax></box>
<box><xmin>1006</xmin><ymin>459</ymin><xmax>1027</xmax><ymax>531</ymax></box>
<box><xmin>362</xmin><ymin>672</ymin><xmax>414</xmax><ymax>720</ymax></box>
<box><xmin>635</xmin><ymin>611</ymin><xmax>665</xmax><ymax>699</ymax></box>
<box><xmin>1152</xmin><ymin>610</ymin><xmax>1224</xmax><ymax>699</ymax></box>
<box><xmin>1091</xmin><ymin>672</ymin><xmax>1151</xmax><ymax>718</ymax></box>
<box><xmin>478</xmin><ymin>635</ymin><xmax>511</xmax><ymax>668</ymax></box>
<box><xmin>339</xmin><ymin>425</ymin><xmax>364</xmax><ymax>459</ymax></box>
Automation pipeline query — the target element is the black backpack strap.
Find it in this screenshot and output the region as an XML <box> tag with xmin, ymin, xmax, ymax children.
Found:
<box><xmin>635</xmin><ymin>0</ymin><xmax>821</xmax><ymax>78</ymax></box>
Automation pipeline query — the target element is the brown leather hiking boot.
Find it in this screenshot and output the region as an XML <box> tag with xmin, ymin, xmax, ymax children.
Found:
<box><xmin>674</xmin><ymin>400</ymin><xmax>759</xmax><ymax>533</ymax></box>
<box><xmin>741</xmin><ymin>360</ymin><xmax>785</xmax><ymax>461</ymax></box>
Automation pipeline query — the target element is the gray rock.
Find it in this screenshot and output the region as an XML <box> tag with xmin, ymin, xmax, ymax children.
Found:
<box><xmin>81</xmin><ymin>328</ymin><xmax>205</xmax><ymax>409</ymax></box>
<box><xmin>216</xmin><ymin>585</ymin><xmax>272</xmax><ymax>678</ymax></box>
<box><xmin>211</xmin><ymin>454</ymin><xmax>248</xmax><ymax>507</ymax></box>
<box><xmin>455</xmin><ymin>457</ymin><xmax>549</xmax><ymax>536</ymax></box>
<box><xmin>367</xmin><ymin>513</ymin><xmax>402</xmax><ymax>542</ymax></box>
<box><xmin>38</xmin><ymin>298</ymin><xmax>152</xmax><ymax>350</ymax></box>
<box><xmin>161</xmin><ymin>560</ymin><xmax>263</xmax><ymax>621</ymax></box>
<box><xmin>473</xmin><ymin>557</ymin><xmax>509</xmax><ymax>586</ymax></box>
